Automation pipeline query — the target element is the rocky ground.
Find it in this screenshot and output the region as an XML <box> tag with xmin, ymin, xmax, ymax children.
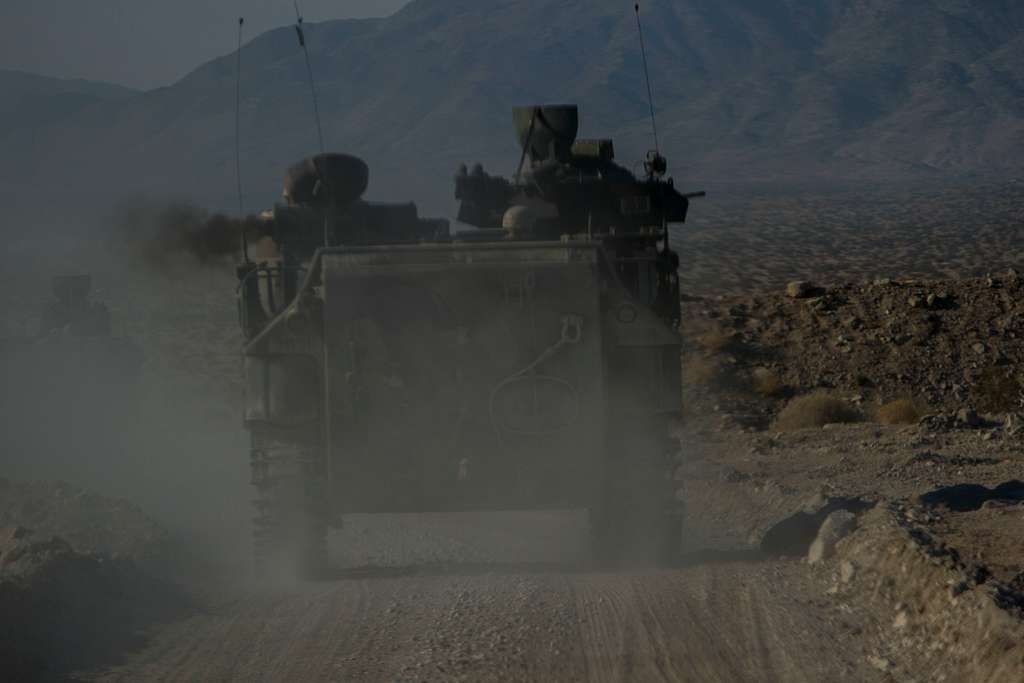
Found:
<box><xmin>680</xmin><ymin>273</ymin><xmax>1024</xmax><ymax>425</ymax></box>
<box><xmin>675</xmin><ymin>181</ymin><xmax>1024</xmax><ymax>295</ymax></box>
<box><xmin>674</xmin><ymin>272</ymin><xmax>1024</xmax><ymax>681</ymax></box>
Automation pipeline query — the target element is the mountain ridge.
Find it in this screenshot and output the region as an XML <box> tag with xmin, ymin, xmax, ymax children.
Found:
<box><xmin>0</xmin><ymin>69</ymin><xmax>137</xmax><ymax>134</ymax></box>
<box><xmin>1</xmin><ymin>0</ymin><xmax>1022</xmax><ymax>220</ymax></box>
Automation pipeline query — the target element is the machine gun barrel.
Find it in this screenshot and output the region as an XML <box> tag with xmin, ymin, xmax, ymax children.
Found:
<box><xmin>682</xmin><ymin>191</ymin><xmax>707</xmax><ymax>199</ymax></box>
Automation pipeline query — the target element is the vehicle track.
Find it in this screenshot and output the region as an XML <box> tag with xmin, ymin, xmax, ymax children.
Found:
<box><xmin>81</xmin><ymin>560</ymin><xmax>876</xmax><ymax>683</ymax></box>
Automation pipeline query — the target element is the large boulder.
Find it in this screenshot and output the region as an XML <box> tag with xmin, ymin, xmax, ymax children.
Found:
<box><xmin>760</xmin><ymin>496</ymin><xmax>870</xmax><ymax>556</ymax></box>
<box><xmin>807</xmin><ymin>510</ymin><xmax>857</xmax><ymax>564</ymax></box>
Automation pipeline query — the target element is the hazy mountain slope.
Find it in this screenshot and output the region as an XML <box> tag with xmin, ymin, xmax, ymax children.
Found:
<box><xmin>1</xmin><ymin>0</ymin><xmax>1022</xmax><ymax>220</ymax></box>
<box><xmin>0</xmin><ymin>71</ymin><xmax>139</xmax><ymax>220</ymax></box>
<box><xmin>0</xmin><ymin>70</ymin><xmax>136</xmax><ymax>131</ymax></box>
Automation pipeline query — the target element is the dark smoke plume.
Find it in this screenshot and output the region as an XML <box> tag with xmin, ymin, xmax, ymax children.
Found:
<box><xmin>113</xmin><ymin>199</ymin><xmax>267</xmax><ymax>266</ymax></box>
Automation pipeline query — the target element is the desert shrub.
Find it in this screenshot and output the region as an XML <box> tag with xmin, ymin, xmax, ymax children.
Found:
<box><xmin>695</xmin><ymin>329</ymin><xmax>737</xmax><ymax>354</ymax></box>
<box><xmin>683</xmin><ymin>356</ymin><xmax>720</xmax><ymax>386</ymax></box>
<box><xmin>972</xmin><ymin>368</ymin><xmax>1022</xmax><ymax>413</ymax></box>
<box><xmin>750</xmin><ymin>367</ymin><xmax>785</xmax><ymax>397</ymax></box>
<box><xmin>775</xmin><ymin>392</ymin><xmax>863</xmax><ymax>431</ymax></box>
<box><xmin>876</xmin><ymin>398</ymin><xmax>923</xmax><ymax>425</ymax></box>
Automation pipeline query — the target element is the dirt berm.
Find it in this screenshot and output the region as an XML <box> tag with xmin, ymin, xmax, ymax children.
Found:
<box><xmin>0</xmin><ymin>481</ymin><xmax>182</xmax><ymax>682</ymax></box>
<box><xmin>0</xmin><ymin>477</ymin><xmax>173</xmax><ymax>567</ymax></box>
<box><xmin>831</xmin><ymin>505</ymin><xmax>1024</xmax><ymax>681</ymax></box>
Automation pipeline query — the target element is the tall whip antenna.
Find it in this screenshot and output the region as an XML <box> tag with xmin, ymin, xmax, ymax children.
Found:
<box><xmin>634</xmin><ymin>3</ymin><xmax>659</xmax><ymax>154</ymax></box>
<box><xmin>235</xmin><ymin>17</ymin><xmax>250</xmax><ymax>263</ymax></box>
<box><xmin>294</xmin><ymin>2</ymin><xmax>325</xmax><ymax>154</ymax></box>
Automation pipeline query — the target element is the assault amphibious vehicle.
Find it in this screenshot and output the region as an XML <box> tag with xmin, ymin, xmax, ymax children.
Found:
<box><xmin>237</xmin><ymin>105</ymin><xmax>702</xmax><ymax>575</ymax></box>
<box><xmin>1</xmin><ymin>274</ymin><xmax>143</xmax><ymax>483</ymax></box>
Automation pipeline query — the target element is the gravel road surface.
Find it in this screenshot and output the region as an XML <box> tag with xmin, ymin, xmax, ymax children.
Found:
<box><xmin>80</xmin><ymin>513</ymin><xmax>875</xmax><ymax>682</ymax></box>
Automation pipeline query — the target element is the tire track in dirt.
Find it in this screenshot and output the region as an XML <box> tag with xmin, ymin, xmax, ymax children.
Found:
<box><xmin>81</xmin><ymin>562</ymin><xmax>878</xmax><ymax>682</ymax></box>
<box><xmin>573</xmin><ymin>564</ymin><xmax>873</xmax><ymax>683</ymax></box>
<box><xmin>86</xmin><ymin>583</ymin><xmax>369</xmax><ymax>682</ymax></box>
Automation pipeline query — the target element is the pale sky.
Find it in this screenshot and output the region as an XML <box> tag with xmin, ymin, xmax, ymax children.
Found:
<box><xmin>0</xmin><ymin>0</ymin><xmax>409</xmax><ymax>89</ymax></box>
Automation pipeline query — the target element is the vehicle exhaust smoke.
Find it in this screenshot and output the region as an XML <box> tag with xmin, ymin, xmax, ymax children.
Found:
<box><xmin>112</xmin><ymin>200</ymin><xmax>267</xmax><ymax>266</ymax></box>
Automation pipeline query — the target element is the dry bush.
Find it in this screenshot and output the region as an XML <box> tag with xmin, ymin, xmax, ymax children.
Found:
<box><xmin>695</xmin><ymin>328</ymin><xmax>737</xmax><ymax>354</ymax></box>
<box><xmin>683</xmin><ymin>355</ymin><xmax>720</xmax><ymax>386</ymax></box>
<box><xmin>875</xmin><ymin>398</ymin><xmax>923</xmax><ymax>425</ymax></box>
<box><xmin>750</xmin><ymin>367</ymin><xmax>785</xmax><ymax>397</ymax></box>
<box><xmin>775</xmin><ymin>392</ymin><xmax>863</xmax><ymax>431</ymax></box>
<box><xmin>972</xmin><ymin>368</ymin><xmax>1022</xmax><ymax>413</ymax></box>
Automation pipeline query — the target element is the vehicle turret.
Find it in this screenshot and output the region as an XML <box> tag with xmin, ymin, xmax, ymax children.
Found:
<box><xmin>455</xmin><ymin>104</ymin><xmax>702</xmax><ymax>240</ymax></box>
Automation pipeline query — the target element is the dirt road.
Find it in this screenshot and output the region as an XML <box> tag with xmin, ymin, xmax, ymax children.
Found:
<box><xmin>80</xmin><ymin>558</ymin><xmax>874</xmax><ymax>683</ymax></box>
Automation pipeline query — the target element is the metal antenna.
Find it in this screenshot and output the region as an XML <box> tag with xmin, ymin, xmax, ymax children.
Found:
<box><xmin>634</xmin><ymin>3</ymin><xmax>659</xmax><ymax>153</ymax></box>
<box><xmin>235</xmin><ymin>16</ymin><xmax>250</xmax><ymax>263</ymax></box>
<box><xmin>294</xmin><ymin>1</ymin><xmax>325</xmax><ymax>154</ymax></box>
<box><xmin>513</xmin><ymin>108</ymin><xmax>538</xmax><ymax>185</ymax></box>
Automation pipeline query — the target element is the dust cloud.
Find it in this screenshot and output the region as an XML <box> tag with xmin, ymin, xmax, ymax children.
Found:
<box><xmin>1</xmin><ymin>201</ymin><xmax>597</xmax><ymax>580</ymax></box>
<box><xmin>0</xmin><ymin>208</ymin><xmax>254</xmax><ymax>577</ymax></box>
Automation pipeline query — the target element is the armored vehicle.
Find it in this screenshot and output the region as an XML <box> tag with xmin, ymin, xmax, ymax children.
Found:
<box><xmin>238</xmin><ymin>105</ymin><xmax>701</xmax><ymax>575</ymax></box>
<box><xmin>1</xmin><ymin>275</ymin><xmax>143</xmax><ymax>482</ymax></box>
<box><xmin>1</xmin><ymin>274</ymin><xmax>142</xmax><ymax>383</ymax></box>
